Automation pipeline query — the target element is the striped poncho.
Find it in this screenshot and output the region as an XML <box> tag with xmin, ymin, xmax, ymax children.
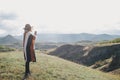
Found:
<box><xmin>23</xmin><ymin>31</ymin><xmax>36</xmax><ymax>62</ymax></box>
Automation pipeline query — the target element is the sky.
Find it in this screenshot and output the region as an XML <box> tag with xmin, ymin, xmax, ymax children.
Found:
<box><xmin>0</xmin><ymin>0</ymin><xmax>120</xmax><ymax>36</ymax></box>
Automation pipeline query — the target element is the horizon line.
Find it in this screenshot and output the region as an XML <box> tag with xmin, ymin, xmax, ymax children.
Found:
<box><xmin>0</xmin><ymin>33</ymin><xmax>120</xmax><ymax>37</ymax></box>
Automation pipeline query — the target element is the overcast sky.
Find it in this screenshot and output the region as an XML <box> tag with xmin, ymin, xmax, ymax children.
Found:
<box><xmin>0</xmin><ymin>0</ymin><xmax>120</xmax><ymax>36</ymax></box>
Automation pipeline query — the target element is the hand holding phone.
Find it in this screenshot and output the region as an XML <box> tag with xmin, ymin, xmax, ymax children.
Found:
<box><xmin>34</xmin><ymin>31</ymin><xmax>37</xmax><ymax>35</ymax></box>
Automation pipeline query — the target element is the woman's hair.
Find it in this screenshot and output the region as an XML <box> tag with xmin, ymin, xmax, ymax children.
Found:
<box><xmin>25</xmin><ymin>24</ymin><xmax>32</xmax><ymax>31</ymax></box>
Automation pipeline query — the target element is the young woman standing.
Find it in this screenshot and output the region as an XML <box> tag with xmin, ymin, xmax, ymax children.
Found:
<box><xmin>23</xmin><ymin>24</ymin><xmax>37</xmax><ymax>79</ymax></box>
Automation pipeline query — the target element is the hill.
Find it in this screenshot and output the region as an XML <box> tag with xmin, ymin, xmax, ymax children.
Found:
<box><xmin>49</xmin><ymin>44</ymin><xmax>120</xmax><ymax>75</ymax></box>
<box><xmin>0</xmin><ymin>35</ymin><xmax>59</xmax><ymax>50</ymax></box>
<box><xmin>0</xmin><ymin>51</ymin><xmax>120</xmax><ymax>80</ymax></box>
<box><xmin>99</xmin><ymin>38</ymin><xmax>120</xmax><ymax>44</ymax></box>
<box><xmin>15</xmin><ymin>33</ymin><xmax>120</xmax><ymax>42</ymax></box>
<box><xmin>0</xmin><ymin>35</ymin><xmax>20</xmax><ymax>45</ymax></box>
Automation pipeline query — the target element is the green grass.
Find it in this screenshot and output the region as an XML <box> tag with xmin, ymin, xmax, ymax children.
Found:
<box><xmin>97</xmin><ymin>38</ymin><xmax>120</xmax><ymax>46</ymax></box>
<box><xmin>0</xmin><ymin>51</ymin><xmax>120</xmax><ymax>80</ymax></box>
<box><xmin>0</xmin><ymin>45</ymin><xmax>15</xmax><ymax>52</ymax></box>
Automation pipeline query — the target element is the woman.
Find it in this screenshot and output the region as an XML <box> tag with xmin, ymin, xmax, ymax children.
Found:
<box><xmin>23</xmin><ymin>24</ymin><xmax>37</xmax><ymax>79</ymax></box>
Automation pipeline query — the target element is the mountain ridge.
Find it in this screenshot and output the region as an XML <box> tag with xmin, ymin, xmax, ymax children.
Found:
<box><xmin>14</xmin><ymin>33</ymin><xmax>120</xmax><ymax>42</ymax></box>
<box><xmin>0</xmin><ymin>35</ymin><xmax>20</xmax><ymax>44</ymax></box>
<box><xmin>0</xmin><ymin>33</ymin><xmax>120</xmax><ymax>43</ymax></box>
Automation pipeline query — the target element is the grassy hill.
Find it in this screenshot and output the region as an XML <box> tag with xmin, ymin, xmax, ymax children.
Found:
<box><xmin>98</xmin><ymin>38</ymin><xmax>120</xmax><ymax>45</ymax></box>
<box><xmin>0</xmin><ymin>51</ymin><xmax>120</xmax><ymax>80</ymax></box>
<box><xmin>49</xmin><ymin>44</ymin><xmax>120</xmax><ymax>74</ymax></box>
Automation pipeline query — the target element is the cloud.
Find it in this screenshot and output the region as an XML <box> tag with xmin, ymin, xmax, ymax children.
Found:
<box><xmin>0</xmin><ymin>29</ymin><xmax>6</xmax><ymax>35</ymax></box>
<box><xmin>0</xmin><ymin>12</ymin><xmax>21</xmax><ymax>35</ymax></box>
<box><xmin>0</xmin><ymin>0</ymin><xmax>120</xmax><ymax>35</ymax></box>
<box><xmin>0</xmin><ymin>12</ymin><xmax>17</xmax><ymax>20</ymax></box>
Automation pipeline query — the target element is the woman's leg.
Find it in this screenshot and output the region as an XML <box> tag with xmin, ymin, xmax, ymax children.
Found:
<box><xmin>25</xmin><ymin>61</ymin><xmax>30</xmax><ymax>74</ymax></box>
<box><xmin>23</xmin><ymin>62</ymin><xmax>30</xmax><ymax>79</ymax></box>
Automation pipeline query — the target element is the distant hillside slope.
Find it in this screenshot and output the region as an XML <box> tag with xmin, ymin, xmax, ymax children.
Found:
<box><xmin>0</xmin><ymin>35</ymin><xmax>59</xmax><ymax>50</ymax></box>
<box><xmin>49</xmin><ymin>44</ymin><xmax>120</xmax><ymax>74</ymax></box>
<box><xmin>0</xmin><ymin>35</ymin><xmax>20</xmax><ymax>44</ymax></box>
<box><xmin>99</xmin><ymin>38</ymin><xmax>120</xmax><ymax>44</ymax></box>
<box><xmin>15</xmin><ymin>33</ymin><xmax>120</xmax><ymax>42</ymax></box>
<box><xmin>0</xmin><ymin>51</ymin><xmax>120</xmax><ymax>80</ymax></box>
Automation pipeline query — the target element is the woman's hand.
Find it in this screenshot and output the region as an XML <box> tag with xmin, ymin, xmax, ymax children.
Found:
<box><xmin>34</xmin><ymin>31</ymin><xmax>37</xmax><ymax>35</ymax></box>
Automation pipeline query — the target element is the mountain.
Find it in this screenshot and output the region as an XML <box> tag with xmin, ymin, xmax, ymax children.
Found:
<box><xmin>0</xmin><ymin>51</ymin><xmax>120</xmax><ymax>80</ymax></box>
<box><xmin>15</xmin><ymin>33</ymin><xmax>120</xmax><ymax>42</ymax></box>
<box><xmin>0</xmin><ymin>35</ymin><xmax>20</xmax><ymax>44</ymax></box>
<box><xmin>0</xmin><ymin>35</ymin><xmax>59</xmax><ymax>50</ymax></box>
<box><xmin>49</xmin><ymin>44</ymin><xmax>120</xmax><ymax>75</ymax></box>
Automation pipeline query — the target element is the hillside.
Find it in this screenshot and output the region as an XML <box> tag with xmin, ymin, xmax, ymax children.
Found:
<box><xmin>49</xmin><ymin>44</ymin><xmax>120</xmax><ymax>75</ymax></box>
<box><xmin>0</xmin><ymin>35</ymin><xmax>59</xmax><ymax>50</ymax></box>
<box><xmin>15</xmin><ymin>33</ymin><xmax>120</xmax><ymax>42</ymax></box>
<box><xmin>99</xmin><ymin>38</ymin><xmax>120</xmax><ymax>44</ymax></box>
<box><xmin>0</xmin><ymin>35</ymin><xmax>20</xmax><ymax>44</ymax></box>
<box><xmin>0</xmin><ymin>51</ymin><xmax>120</xmax><ymax>80</ymax></box>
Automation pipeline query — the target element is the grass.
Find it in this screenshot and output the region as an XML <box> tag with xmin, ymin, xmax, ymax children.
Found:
<box><xmin>0</xmin><ymin>45</ymin><xmax>15</xmax><ymax>52</ymax></box>
<box><xmin>0</xmin><ymin>51</ymin><xmax>120</xmax><ymax>80</ymax></box>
